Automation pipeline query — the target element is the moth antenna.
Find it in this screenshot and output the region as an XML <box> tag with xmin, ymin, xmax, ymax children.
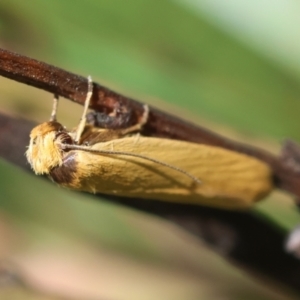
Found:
<box><xmin>63</xmin><ymin>144</ymin><xmax>201</xmax><ymax>184</ymax></box>
<box><xmin>75</xmin><ymin>76</ymin><xmax>94</xmax><ymax>143</ymax></box>
<box><xmin>49</xmin><ymin>94</ymin><xmax>59</xmax><ymax>122</ymax></box>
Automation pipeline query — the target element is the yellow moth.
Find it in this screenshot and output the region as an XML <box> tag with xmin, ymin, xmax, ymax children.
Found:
<box><xmin>26</xmin><ymin>77</ymin><xmax>273</xmax><ymax>209</ymax></box>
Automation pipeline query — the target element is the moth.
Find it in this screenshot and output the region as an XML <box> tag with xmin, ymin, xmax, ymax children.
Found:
<box><xmin>26</xmin><ymin>77</ymin><xmax>273</xmax><ymax>209</ymax></box>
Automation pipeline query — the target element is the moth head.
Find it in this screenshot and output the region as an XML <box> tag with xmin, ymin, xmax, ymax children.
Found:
<box><xmin>26</xmin><ymin>121</ymin><xmax>71</xmax><ymax>175</ymax></box>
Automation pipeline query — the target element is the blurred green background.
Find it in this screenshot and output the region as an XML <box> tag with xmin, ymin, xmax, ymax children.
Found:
<box><xmin>0</xmin><ymin>0</ymin><xmax>300</xmax><ymax>299</ymax></box>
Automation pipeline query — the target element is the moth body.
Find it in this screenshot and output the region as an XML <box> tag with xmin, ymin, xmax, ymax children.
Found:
<box><xmin>26</xmin><ymin>77</ymin><xmax>274</xmax><ymax>209</ymax></box>
<box><xmin>26</xmin><ymin>121</ymin><xmax>273</xmax><ymax>209</ymax></box>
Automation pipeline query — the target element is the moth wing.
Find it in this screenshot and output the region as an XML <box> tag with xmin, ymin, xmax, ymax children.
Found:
<box><xmin>72</xmin><ymin>136</ymin><xmax>273</xmax><ymax>209</ymax></box>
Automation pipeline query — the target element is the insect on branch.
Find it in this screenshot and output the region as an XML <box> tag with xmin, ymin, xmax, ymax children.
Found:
<box><xmin>1</xmin><ymin>48</ymin><xmax>300</xmax><ymax>292</ymax></box>
<box><xmin>0</xmin><ymin>48</ymin><xmax>300</xmax><ymax>201</ymax></box>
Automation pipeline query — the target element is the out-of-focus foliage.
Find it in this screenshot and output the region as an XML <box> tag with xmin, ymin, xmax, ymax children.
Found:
<box><xmin>0</xmin><ymin>0</ymin><xmax>299</xmax><ymax>299</ymax></box>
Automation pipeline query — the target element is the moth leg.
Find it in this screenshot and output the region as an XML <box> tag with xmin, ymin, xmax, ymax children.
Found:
<box><xmin>49</xmin><ymin>94</ymin><xmax>59</xmax><ymax>122</ymax></box>
<box><xmin>78</xmin><ymin>104</ymin><xmax>149</xmax><ymax>145</ymax></box>
<box><xmin>75</xmin><ymin>76</ymin><xmax>93</xmax><ymax>143</ymax></box>
<box><xmin>120</xmin><ymin>104</ymin><xmax>149</xmax><ymax>135</ymax></box>
<box><xmin>133</xmin><ymin>133</ymin><xmax>141</xmax><ymax>145</ymax></box>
